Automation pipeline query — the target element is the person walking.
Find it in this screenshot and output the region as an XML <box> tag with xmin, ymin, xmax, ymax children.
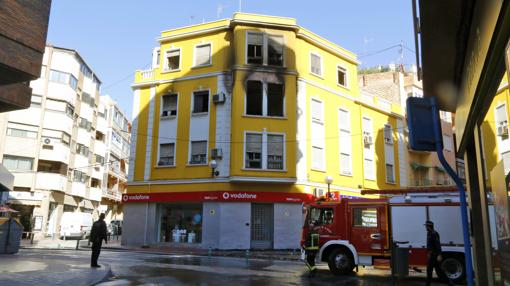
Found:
<box><xmin>304</xmin><ymin>221</ymin><xmax>319</xmax><ymax>277</ymax></box>
<box><xmin>425</xmin><ymin>220</ymin><xmax>453</xmax><ymax>286</ymax></box>
<box><xmin>90</xmin><ymin>213</ymin><xmax>107</xmax><ymax>268</ymax></box>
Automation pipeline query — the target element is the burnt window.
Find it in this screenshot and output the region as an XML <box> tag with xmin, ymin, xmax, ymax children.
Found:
<box><xmin>268</xmin><ymin>35</ymin><xmax>284</xmax><ymax>66</ymax></box>
<box><xmin>193</xmin><ymin>91</ymin><xmax>209</xmax><ymax>113</ymax></box>
<box><xmin>246</xmin><ymin>81</ymin><xmax>263</xmax><ymax>116</ymax></box>
<box><xmin>267</xmin><ymin>83</ymin><xmax>284</xmax><ymax>117</ymax></box>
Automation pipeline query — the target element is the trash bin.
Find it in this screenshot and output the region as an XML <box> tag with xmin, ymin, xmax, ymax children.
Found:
<box><xmin>391</xmin><ymin>246</ymin><xmax>409</xmax><ymax>277</ymax></box>
<box><xmin>0</xmin><ymin>217</ymin><xmax>23</xmax><ymax>254</ymax></box>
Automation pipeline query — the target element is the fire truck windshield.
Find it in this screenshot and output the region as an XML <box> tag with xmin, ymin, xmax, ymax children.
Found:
<box><xmin>306</xmin><ymin>207</ymin><xmax>334</xmax><ymax>226</ymax></box>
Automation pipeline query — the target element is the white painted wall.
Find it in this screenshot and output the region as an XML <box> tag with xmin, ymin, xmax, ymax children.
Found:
<box><xmin>50</xmin><ymin>51</ymin><xmax>79</xmax><ymax>78</ymax></box>
<box><xmin>296</xmin><ymin>80</ymin><xmax>308</xmax><ymax>182</ymax></box>
<box><xmin>4</xmin><ymin>137</ymin><xmax>38</xmax><ymax>158</ymax></box>
<box><xmin>39</xmin><ymin>142</ymin><xmax>70</xmax><ymax>163</ymax></box>
<box><xmin>214</xmin><ymin>74</ymin><xmax>232</xmax><ymax>177</ymax></box>
<box><xmin>43</xmin><ymin>112</ymin><xmax>73</xmax><ymax>135</ymax></box>
<box><xmin>71</xmin><ymin>182</ymin><xmax>86</xmax><ymax>198</ymax></box>
<box><xmin>47</xmin><ymin>83</ymin><xmax>76</xmax><ymax>104</ymax></box>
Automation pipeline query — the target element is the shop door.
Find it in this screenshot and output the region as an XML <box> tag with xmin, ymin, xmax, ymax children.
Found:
<box><xmin>251</xmin><ymin>204</ymin><xmax>274</xmax><ymax>249</ymax></box>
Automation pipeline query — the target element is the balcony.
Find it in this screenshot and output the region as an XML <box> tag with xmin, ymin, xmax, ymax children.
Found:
<box><xmin>89</xmin><ymin>187</ymin><xmax>102</xmax><ymax>202</ymax></box>
<box><xmin>7</xmin><ymin>191</ymin><xmax>44</xmax><ymax>204</ymax></box>
<box><xmin>35</xmin><ymin>173</ymin><xmax>67</xmax><ymax>192</ymax></box>
<box><xmin>102</xmin><ymin>187</ymin><xmax>122</xmax><ymax>201</ymax></box>
<box><xmin>134</xmin><ymin>69</ymin><xmax>155</xmax><ymax>84</ymax></box>
<box><xmin>70</xmin><ymin>182</ymin><xmax>86</xmax><ymax>198</ymax></box>
<box><xmin>108</xmin><ymin>164</ymin><xmax>127</xmax><ymax>180</ymax></box>
<box><xmin>39</xmin><ymin>141</ymin><xmax>70</xmax><ymax>163</ymax></box>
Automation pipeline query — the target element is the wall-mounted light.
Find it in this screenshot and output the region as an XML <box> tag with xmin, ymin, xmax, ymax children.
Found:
<box><xmin>210</xmin><ymin>160</ymin><xmax>219</xmax><ymax>177</ymax></box>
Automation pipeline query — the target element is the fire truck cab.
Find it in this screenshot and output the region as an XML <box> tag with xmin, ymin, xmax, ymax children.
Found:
<box><xmin>302</xmin><ymin>192</ymin><xmax>468</xmax><ymax>283</ymax></box>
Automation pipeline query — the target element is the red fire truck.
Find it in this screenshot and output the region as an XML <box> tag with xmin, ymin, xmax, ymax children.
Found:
<box><xmin>300</xmin><ymin>189</ymin><xmax>485</xmax><ymax>283</ymax></box>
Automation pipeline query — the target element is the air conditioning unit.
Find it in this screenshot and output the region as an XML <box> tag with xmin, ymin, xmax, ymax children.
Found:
<box><xmin>313</xmin><ymin>188</ymin><xmax>324</xmax><ymax>198</ymax></box>
<box><xmin>212</xmin><ymin>92</ymin><xmax>226</xmax><ymax>103</ymax></box>
<box><xmin>42</xmin><ymin>137</ymin><xmax>54</xmax><ymax>146</ymax></box>
<box><xmin>363</xmin><ymin>134</ymin><xmax>373</xmax><ymax>146</ymax></box>
<box><xmin>384</xmin><ymin>137</ymin><xmax>392</xmax><ymax>144</ymax></box>
<box><xmin>498</xmin><ymin>124</ymin><xmax>509</xmax><ymax>137</ymax></box>
<box><xmin>211</xmin><ymin>148</ymin><xmax>223</xmax><ymax>159</ymax></box>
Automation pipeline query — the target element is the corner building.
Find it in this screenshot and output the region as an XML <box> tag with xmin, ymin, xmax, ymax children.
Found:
<box><xmin>124</xmin><ymin>13</ymin><xmax>405</xmax><ymax>249</ymax></box>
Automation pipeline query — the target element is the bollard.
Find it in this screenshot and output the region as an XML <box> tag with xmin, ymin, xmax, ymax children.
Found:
<box><xmin>208</xmin><ymin>247</ymin><xmax>212</xmax><ymax>257</ymax></box>
<box><xmin>245</xmin><ymin>249</ymin><xmax>250</xmax><ymax>259</ymax></box>
<box><xmin>76</xmin><ymin>239</ymin><xmax>80</xmax><ymax>250</ymax></box>
<box><xmin>30</xmin><ymin>233</ymin><xmax>34</xmax><ymax>245</ymax></box>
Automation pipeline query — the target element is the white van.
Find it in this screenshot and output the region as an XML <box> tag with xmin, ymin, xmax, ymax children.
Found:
<box><xmin>60</xmin><ymin>212</ymin><xmax>93</xmax><ymax>239</ymax></box>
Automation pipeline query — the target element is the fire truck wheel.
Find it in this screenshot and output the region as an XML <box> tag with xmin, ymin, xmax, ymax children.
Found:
<box><xmin>328</xmin><ymin>248</ymin><xmax>354</xmax><ymax>275</ymax></box>
<box><xmin>440</xmin><ymin>254</ymin><xmax>465</xmax><ymax>283</ymax></box>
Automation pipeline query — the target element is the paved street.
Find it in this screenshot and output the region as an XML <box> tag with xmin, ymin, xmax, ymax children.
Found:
<box><xmin>0</xmin><ymin>249</ymin><xmax>449</xmax><ymax>286</ymax></box>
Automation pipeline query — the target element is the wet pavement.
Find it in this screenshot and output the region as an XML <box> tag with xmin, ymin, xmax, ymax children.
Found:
<box><xmin>0</xmin><ymin>249</ymin><xmax>449</xmax><ymax>285</ymax></box>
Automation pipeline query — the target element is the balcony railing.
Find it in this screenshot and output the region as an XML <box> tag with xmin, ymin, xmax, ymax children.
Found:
<box><xmin>135</xmin><ymin>69</ymin><xmax>155</xmax><ymax>83</ymax></box>
<box><xmin>102</xmin><ymin>187</ymin><xmax>122</xmax><ymax>201</ymax></box>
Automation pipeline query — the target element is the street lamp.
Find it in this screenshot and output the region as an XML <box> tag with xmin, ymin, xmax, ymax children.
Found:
<box><xmin>210</xmin><ymin>160</ymin><xmax>219</xmax><ymax>177</ymax></box>
<box><xmin>325</xmin><ymin>175</ymin><xmax>333</xmax><ymax>199</ymax></box>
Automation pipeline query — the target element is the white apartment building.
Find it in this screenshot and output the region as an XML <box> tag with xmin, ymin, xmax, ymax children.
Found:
<box><xmin>97</xmin><ymin>95</ymin><xmax>130</xmax><ymax>222</ymax></box>
<box><xmin>0</xmin><ymin>46</ymin><xmax>130</xmax><ymax>238</ymax></box>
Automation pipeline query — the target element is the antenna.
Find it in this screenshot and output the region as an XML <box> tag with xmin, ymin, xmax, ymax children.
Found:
<box><xmin>217</xmin><ymin>4</ymin><xmax>224</xmax><ymax>19</ymax></box>
<box><xmin>238</xmin><ymin>0</ymin><xmax>242</xmax><ymax>12</ymax></box>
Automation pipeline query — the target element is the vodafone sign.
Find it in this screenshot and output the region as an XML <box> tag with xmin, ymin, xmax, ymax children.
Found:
<box><xmin>122</xmin><ymin>191</ymin><xmax>314</xmax><ymax>204</ymax></box>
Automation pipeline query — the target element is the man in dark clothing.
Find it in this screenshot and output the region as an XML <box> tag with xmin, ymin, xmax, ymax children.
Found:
<box><xmin>304</xmin><ymin>221</ymin><xmax>319</xmax><ymax>277</ymax></box>
<box><xmin>90</xmin><ymin>213</ymin><xmax>107</xmax><ymax>268</ymax></box>
<box><xmin>425</xmin><ymin>220</ymin><xmax>453</xmax><ymax>286</ymax></box>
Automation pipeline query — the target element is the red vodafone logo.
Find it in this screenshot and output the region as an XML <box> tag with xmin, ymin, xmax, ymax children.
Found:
<box><xmin>123</xmin><ymin>195</ymin><xmax>128</xmax><ymax>202</ymax></box>
<box><xmin>222</xmin><ymin>192</ymin><xmax>230</xmax><ymax>199</ymax></box>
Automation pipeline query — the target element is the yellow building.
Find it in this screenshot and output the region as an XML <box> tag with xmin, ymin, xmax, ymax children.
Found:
<box><xmin>480</xmin><ymin>73</ymin><xmax>510</xmax><ymax>187</ymax></box>
<box><xmin>123</xmin><ymin>13</ymin><xmax>405</xmax><ymax>249</ymax></box>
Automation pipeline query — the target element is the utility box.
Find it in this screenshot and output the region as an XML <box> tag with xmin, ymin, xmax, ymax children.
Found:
<box><xmin>392</xmin><ymin>246</ymin><xmax>410</xmax><ymax>277</ymax></box>
<box><xmin>0</xmin><ymin>217</ymin><xmax>23</xmax><ymax>254</ymax></box>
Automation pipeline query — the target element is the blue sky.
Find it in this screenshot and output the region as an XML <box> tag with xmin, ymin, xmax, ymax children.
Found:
<box><xmin>47</xmin><ymin>0</ymin><xmax>415</xmax><ymax>118</ymax></box>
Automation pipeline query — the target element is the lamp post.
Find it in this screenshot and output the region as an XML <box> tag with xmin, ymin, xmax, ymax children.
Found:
<box><xmin>210</xmin><ymin>160</ymin><xmax>219</xmax><ymax>177</ymax></box>
<box><xmin>325</xmin><ymin>176</ymin><xmax>333</xmax><ymax>199</ymax></box>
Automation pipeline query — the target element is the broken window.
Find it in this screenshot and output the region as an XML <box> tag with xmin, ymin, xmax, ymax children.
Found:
<box><xmin>267</xmin><ymin>83</ymin><xmax>284</xmax><ymax>117</ymax></box>
<box><xmin>246</xmin><ymin>81</ymin><xmax>263</xmax><ymax>116</ymax></box>
<box><xmin>192</xmin><ymin>91</ymin><xmax>209</xmax><ymax>113</ymax></box>
<box><xmin>247</xmin><ymin>33</ymin><xmax>263</xmax><ymax>64</ymax></box>
<box><xmin>268</xmin><ymin>35</ymin><xmax>284</xmax><ymax>66</ymax></box>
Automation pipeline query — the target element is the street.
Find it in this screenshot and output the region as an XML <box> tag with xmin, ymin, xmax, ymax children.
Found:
<box><xmin>0</xmin><ymin>249</ymin><xmax>447</xmax><ymax>286</ymax></box>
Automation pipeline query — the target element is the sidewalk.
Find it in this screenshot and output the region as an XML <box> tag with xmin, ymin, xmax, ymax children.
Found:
<box><xmin>0</xmin><ymin>250</ymin><xmax>111</xmax><ymax>286</ymax></box>
<box><xmin>21</xmin><ymin>237</ymin><xmax>302</xmax><ymax>261</ymax></box>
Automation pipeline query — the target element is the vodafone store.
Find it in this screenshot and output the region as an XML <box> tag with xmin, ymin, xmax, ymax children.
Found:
<box><xmin>121</xmin><ymin>191</ymin><xmax>313</xmax><ymax>249</ymax></box>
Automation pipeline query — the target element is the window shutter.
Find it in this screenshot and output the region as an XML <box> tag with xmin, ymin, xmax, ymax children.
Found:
<box><xmin>248</xmin><ymin>33</ymin><xmax>263</xmax><ymax>45</ymax></box>
<box><xmin>160</xmin><ymin>143</ymin><xmax>174</xmax><ymax>157</ymax></box>
<box><xmin>311</xmin><ymin>99</ymin><xmax>322</xmax><ymax>121</ymax></box>
<box><xmin>311</xmin><ymin>54</ymin><xmax>321</xmax><ymax>74</ymax></box>
<box><xmin>195</xmin><ymin>44</ymin><xmax>211</xmax><ymax>66</ymax></box>
<box><xmin>191</xmin><ymin>141</ymin><xmax>207</xmax><ymax>155</ymax></box>
<box><xmin>497</xmin><ymin>105</ymin><xmax>508</xmax><ymax>124</ymax></box>
<box><xmin>168</xmin><ymin>50</ymin><xmax>179</xmax><ymax>58</ymax></box>
<box><xmin>246</xmin><ymin>134</ymin><xmax>262</xmax><ymax>153</ymax></box>
<box><xmin>267</xmin><ymin>135</ymin><xmax>283</xmax><ymax>156</ymax></box>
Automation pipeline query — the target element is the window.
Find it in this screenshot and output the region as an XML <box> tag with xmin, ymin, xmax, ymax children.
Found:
<box><xmin>61</xmin><ymin>132</ymin><xmax>71</xmax><ymax>145</ymax></box>
<box><xmin>82</xmin><ymin>92</ymin><xmax>94</xmax><ymax>107</ymax></box>
<box><xmin>192</xmin><ymin>91</ymin><xmax>209</xmax><ymax>114</ymax></box>
<box><xmin>310</xmin><ymin>53</ymin><xmax>322</xmax><ymax>76</ymax></box>
<box><xmin>246</xmin><ymin>33</ymin><xmax>284</xmax><ymax>66</ymax></box>
<box><xmin>80</xmin><ymin>64</ymin><xmax>92</xmax><ymax>78</ymax></box>
<box><xmin>267</xmin><ymin>83</ymin><xmax>284</xmax><ymax>117</ymax></box>
<box><xmin>65</xmin><ymin>104</ymin><xmax>74</xmax><ymax>118</ymax></box>
<box><xmin>73</xmin><ymin>170</ymin><xmax>88</xmax><ymax>184</ymax></box>
<box><xmin>78</xmin><ymin>118</ymin><xmax>92</xmax><ymax>132</ymax></box>
<box><xmin>76</xmin><ymin>143</ymin><xmax>89</xmax><ymax>156</ymax></box>
<box><xmin>31</xmin><ymin>95</ymin><xmax>42</xmax><ymax>108</ymax></box>
<box><xmin>159</xmin><ymin>143</ymin><xmax>175</xmax><ymax>166</ymax></box>
<box><xmin>194</xmin><ymin>43</ymin><xmax>211</xmax><ymax>66</ymax></box>
<box><xmin>363</xmin><ymin>117</ymin><xmax>375</xmax><ymax>180</ymax></box>
<box><xmin>443</xmin><ymin>134</ymin><xmax>453</xmax><ymax>152</ymax></box>
<box><xmin>162</xmin><ymin>94</ymin><xmax>178</xmax><ymax>117</ymax></box>
<box><xmin>69</xmin><ymin>75</ymin><xmax>78</xmax><ymax>90</ymax></box>
<box><xmin>337</xmin><ymin>66</ymin><xmax>347</xmax><ymax>87</ymax></box>
<box><xmin>7</xmin><ymin>128</ymin><xmax>37</xmax><ymax>138</ymax></box>
<box><xmin>245</xmin><ymin>133</ymin><xmax>262</xmax><ymax>169</ymax></box>
<box><xmin>95</xmin><ymin>155</ymin><xmax>105</xmax><ymax>165</ymax></box>
<box><xmin>338</xmin><ymin>109</ymin><xmax>352</xmax><ymax>175</ymax></box>
<box><xmin>311</xmin><ymin>99</ymin><xmax>324</xmax><ymax>170</ymax></box>
<box><xmin>247</xmin><ymin>33</ymin><xmax>263</xmax><ymax>64</ymax></box>
<box><xmin>2</xmin><ymin>155</ymin><xmax>33</xmax><ymax>171</ymax></box>
<box><xmin>268</xmin><ymin>35</ymin><xmax>284</xmax><ymax>66</ymax></box>
<box><xmin>190</xmin><ymin>141</ymin><xmax>207</xmax><ymax>164</ymax></box>
<box><xmin>246</xmin><ymin>81</ymin><xmax>263</xmax><ymax>116</ymax></box>
<box><xmin>267</xmin><ymin>134</ymin><xmax>284</xmax><ymax>170</ymax></box>
<box><xmin>309</xmin><ymin>208</ymin><xmax>334</xmax><ymax>225</ymax></box>
<box><xmin>112</xmin><ymin>131</ymin><xmax>122</xmax><ymax>146</ymax></box>
<box><xmin>384</xmin><ymin>124</ymin><xmax>393</xmax><ymax>144</ymax></box>
<box><xmin>311</xmin><ymin>99</ymin><xmax>323</xmax><ymax>122</ymax></box>
<box><xmin>386</xmin><ymin>163</ymin><xmax>395</xmax><ymax>183</ymax></box>
<box><xmin>165</xmin><ymin>49</ymin><xmax>180</xmax><ymax>71</ymax></box>
<box><xmin>353</xmin><ymin>208</ymin><xmax>378</xmax><ymax>227</ymax></box>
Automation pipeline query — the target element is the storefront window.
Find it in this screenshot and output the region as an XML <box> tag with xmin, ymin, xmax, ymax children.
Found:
<box><xmin>159</xmin><ymin>203</ymin><xmax>202</xmax><ymax>244</ymax></box>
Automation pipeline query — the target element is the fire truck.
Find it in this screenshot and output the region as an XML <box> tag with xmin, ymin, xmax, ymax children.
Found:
<box><xmin>300</xmin><ymin>188</ymin><xmax>494</xmax><ymax>283</ymax></box>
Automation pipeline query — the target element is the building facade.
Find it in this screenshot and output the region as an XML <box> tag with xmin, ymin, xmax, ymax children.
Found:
<box><xmin>0</xmin><ymin>46</ymin><xmax>130</xmax><ymax>238</ymax></box>
<box><xmin>358</xmin><ymin>67</ymin><xmax>456</xmax><ymax>188</ymax></box>
<box><xmin>124</xmin><ymin>13</ymin><xmax>405</xmax><ymax>249</ymax></box>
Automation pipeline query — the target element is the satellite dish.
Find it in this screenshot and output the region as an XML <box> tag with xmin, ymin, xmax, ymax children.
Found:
<box><xmin>43</xmin><ymin>138</ymin><xmax>51</xmax><ymax>144</ymax></box>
